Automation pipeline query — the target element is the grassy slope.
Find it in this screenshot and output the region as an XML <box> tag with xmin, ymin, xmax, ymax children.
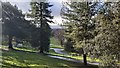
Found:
<box><xmin>1</xmin><ymin>46</ymin><xmax>97</xmax><ymax>68</ymax></box>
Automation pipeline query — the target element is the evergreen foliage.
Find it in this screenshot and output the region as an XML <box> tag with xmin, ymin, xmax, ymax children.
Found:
<box><xmin>61</xmin><ymin>1</ymin><xmax>120</xmax><ymax>67</ymax></box>
<box><xmin>29</xmin><ymin>1</ymin><xmax>53</xmax><ymax>53</ymax></box>
<box><xmin>2</xmin><ymin>2</ymin><xmax>30</xmax><ymax>49</ymax></box>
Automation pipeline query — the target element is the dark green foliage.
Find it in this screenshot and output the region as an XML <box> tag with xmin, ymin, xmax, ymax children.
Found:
<box><xmin>29</xmin><ymin>2</ymin><xmax>53</xmax><ymax>53</ymax></box>
<box><xmin>2</xmin><ymin>2</ymin><xmax>30</xmax><ymax>49</ymax></box>
<box><xmin>92</xmin><ymin>2</ymin><xmax>120</xmax><ymax>67</ymax></box>
<box><xmin>61</xmin><ymin>1</ymin><xmax>120</xmax><ymax>67</ymax></box>
<box><xmin>62</xmin><ymin>23</ymin><xmax>75</xmax><ymax>52</ymax></box>
<box><xmin>64</xmin><ymin>38</ymin><xmax>74</xmax><ymax>52</ymax></box>
<box><xmin>61</xmin><ymin>2</ymin><xmax>98</xmax><ymax>65</ymax></box>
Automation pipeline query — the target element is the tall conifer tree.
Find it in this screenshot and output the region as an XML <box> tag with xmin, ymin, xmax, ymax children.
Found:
<box><xmin>29</xmin><ymin>1</ymin><xmax>53</xmax><ymax>53</ymax></box>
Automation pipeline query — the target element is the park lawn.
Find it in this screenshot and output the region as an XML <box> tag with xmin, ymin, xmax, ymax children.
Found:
<box><xmin>50</xmin><ymin>37</ymin><xmax>100</xmax><ymax>63</ymax></box>
<box><xmin>49</xmin><ymin>49</ymin><xmax>100</xmax><ymax>63</ymax></box>
<box><xmin>50</xmin><ymin>37</ymin><xmax>64</xmax><ymax>49</ymax></box>
<box><xmin>1</xmin><ymin>46</ymin><xmax>98</xmax><ymax>68</ymax></box>
<box><xmin>50</xmin><ymin>37</ymin><xmax>60</xmax><ymax>45</ymax></box>
<box><xmin>50</xmin><ymin>48</ymin><xmax>120</xmax><ymax>66</ymax></box>
<box><xmin>50</xmin><ymin>45</ymin><xmax>64</xmax><ymax>49</ymax></box>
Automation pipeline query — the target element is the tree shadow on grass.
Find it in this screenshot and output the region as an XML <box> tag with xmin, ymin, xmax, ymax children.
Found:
<box><xmin>2</xmin><ymin>62</ymin><xmax>30</xmax><ymax>68</ymax></box>
<box><xmin>1</xmin><ymin>47</ymin><xmax>98</xmax><ymax>68</ymax></box>
<box><xmin>8</xmin><ymin>47</ymin><xmax>49</xmax><ymax>55</ymax></box>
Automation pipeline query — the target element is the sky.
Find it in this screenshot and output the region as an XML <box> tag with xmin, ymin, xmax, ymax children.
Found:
<box><xmin>9</xmin><ymin>1</ymin><xmax>63</xmax><ymax>24</ymax></box>
<box><xmin>1</xmin><ymin>0</ymin><xmax>67</xmax><ymax>29</ymax></box>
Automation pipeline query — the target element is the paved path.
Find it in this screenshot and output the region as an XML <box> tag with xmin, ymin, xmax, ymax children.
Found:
<box><xmin>48</xmin><ymin>48</ymin><xmax>99</xmax><ymax>65</ymax></box>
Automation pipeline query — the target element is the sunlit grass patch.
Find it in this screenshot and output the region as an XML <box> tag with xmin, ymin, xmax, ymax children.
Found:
<box><xmin>14</xmin><ymin>47</ymin><xmax>38</xmax><ymax>52</ymax></box>
<box><xmin>49</xmin><ymin>48</ymin><xmax>100</xmax><ymax>63</ymax></box>
<box><xmin>50</xmin><ymin>45</ymin><xmax>63</xmax><ymax>49</ymax></box>
<box><xmin>2</xmin><ymin>46</ymin><xmax>82</xmax><ymax>68</ymax></box>
<box><xmin>50</xmin><ymin>37</ymin><xmax>64</xmax><ymax>49</ymax></box>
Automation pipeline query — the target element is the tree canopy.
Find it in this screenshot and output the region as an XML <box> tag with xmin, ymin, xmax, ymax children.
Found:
<box><xmin>61</xmin><ymin>1</ymin><xmax>120</xmax><ymax>67</ymax></box>
<box><xmin>2</xmin><ymin>2</ymin><xmax>30</xmax><ymax>49</ymax></box>
<box><xmin>29</xmin><ymin>2</ymin><xmax>53</xmax><ymax>53</ymax></box>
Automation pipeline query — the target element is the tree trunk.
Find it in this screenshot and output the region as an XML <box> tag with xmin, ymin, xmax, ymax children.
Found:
<box><xmin>83</xmin><ymin>53</ymin><xmax>87</xmax><ymax>65</ymax></box>
<box><xmin>39</xmin><ymin>2</ymin><xmax>44</xmax><ymax>54</ymax></box>
<box><xmin>39</xmin><ymin>46</ymin><xmax>44</xmax><ymax>53</ymax></box>
<box><xmin>60</xmin><ymin>40</ymin><xmax>63</xmax><ymax>46</ymax></box>
<box><xmin>40</xmin><ymin>50</ymin><xmax>44</xmax><ymax>53</ymax></box>
<box><xmin>8</xmin><ymin>35</ymin><xmax>13</xmax><ymax>49</ymax></box>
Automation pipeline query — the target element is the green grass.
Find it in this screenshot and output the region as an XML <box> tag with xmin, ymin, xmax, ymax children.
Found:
<box><xmin>1</xmin><ymin>46</ymin><xmax>98</xmax><ymax>68</ymax></box>
<box><xmin>49</xmin><ymin>48</ymin><xmax>100</xmax><ymax>63</ymax></box>
<box><xmin>50</xmin><ymin>37</ymin><xmax>99</xmax><ymax>63</ymax></box>
<box><xmin>50</xmin><ymin>45</ymin><xmax>63</xmax><ymax>49</ymax></box>
<box><xmin>50</xmin><ymin>37</ymin><xmax>60</xmax><ymax>45</ymax></box>
<box><xmin>2</xmin><ymin>51</ymin><xmax>76</xmax><ymax>68</ymax></box>
<box><xmin>50</xmin><ymin>48</ymin><xmax>119</xmax><ymax>65</ymax></box>
<box><xmin>14</xmin><ymin>47</ymin><xmax>38</xmax><ymax>52</ymax></box>
<box><xmin>50</xmin><ymin>37</ymin><xmax>64</xmax><ymax>49</ymax></box>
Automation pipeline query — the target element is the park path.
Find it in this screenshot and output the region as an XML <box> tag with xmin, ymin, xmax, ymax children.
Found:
<box><xmin>48</xmin><ymin>48</ymin><xmax>99</xmax><ymax>65</ymax></box>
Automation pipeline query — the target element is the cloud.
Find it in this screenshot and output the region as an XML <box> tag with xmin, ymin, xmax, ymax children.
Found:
<box><xmin>4</xmin><ymin>0</ymin><xmax>63</xmax><ymax>26</ymax></box>
<box><xmin>2</xmin><ymin>0</ymin><xmax>31</xmax><ymax>2</ymax></box>
<box><xmin>50</xmin><ymin>2</ymin><xmax>62</xmax><ymax>17</ymax></box>
<box><xmin>9</xmin><ymin>1</ymin><xmax>63</xmax><ymax>18</ymax></box>
<box><xmin>10</xmin><ymin>2</ymin><xmax>30</xmax><ymax>13</ymax></box>
<box><xmin>49</xmin><ymin>24</ymin><xmax>62</xmax><ymax>29</ymax></box>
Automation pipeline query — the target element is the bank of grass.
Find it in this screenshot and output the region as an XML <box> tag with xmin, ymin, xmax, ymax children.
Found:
<box><xmin>1</xmin><ymin>46</ymin><xmax>98</xmax><ymax>68</ymax></box>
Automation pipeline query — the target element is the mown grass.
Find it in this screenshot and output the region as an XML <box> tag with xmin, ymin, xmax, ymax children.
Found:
<box><xmin>49</xmin><ymin>37</ymin><xmax>100</xmax><ymax>63</ymax></box>
<box><xmin>50</xmin><ymin>45</ymin><xmax>63</xmax><ymax>49</ymax></box>
<box><xmin>2</xmin><ymin>51</ymin><xmax>76</xmax><ymax>68</ymax></box>
<box><xmin>50</xmin><ymin>37</ymin><xmax>64</xmax><ymax>49</ymax></box>
<box><xmin>1</xmin><ymin>46</ymin><xmax>98</xmax><ymax>68</ymax></box>
<box><xmin>49</xmin><ymin>48</ymin><xmax>100</xmax><ymax>63</ymax></box>
<box><xmin>50</xmin><ymin>47</ymin><xmax>120</xmax><ymax>66</ymax></box>
<box><xmin>50</xmin><ymin>37</ymin><xmax>60</xmax><ymax>45</ymax></box>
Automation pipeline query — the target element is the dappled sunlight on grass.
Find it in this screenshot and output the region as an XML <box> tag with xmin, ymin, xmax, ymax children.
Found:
<box><xmin>50</xmin><ymin>45</ymin><xmax>64</xmax><ymax>49</ymax></box>
<box><xmin>2</xmin><ymin>46</ymin><xmax>81</xmax><ymax>68</ymax></box>
<box><xmin>14</xmin><ymin>47</ymin><xmax>38</xmax><ymax>52</ymax></box>
<box><xmin>49</xmin><ymin>48</ymin><xmax>100</xmax><ymax>63</ymax></box>
<box><xmin>0</xmin><ymin>45</ymin><xmax>8</xmax><ymax>51</ymax></box>
<box><xmin>28</xmin><ymin>64</ymin><xmax>49</xmax><ymax>68</ymax></box>
<box><xmin>58</xmin><ymin>63</ymin><xmax>70</xmax><ymax>68</ymax></box>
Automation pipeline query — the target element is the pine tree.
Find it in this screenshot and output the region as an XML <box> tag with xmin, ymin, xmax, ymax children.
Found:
<box><xmin>2</xmin><ymin>2</ymin><xmax>30</xmax><ymax>49</ymax></box>
<box><xmin>29</xmin><ymin>1</ymin><xmax>53</xmax><ymax>53</ymax></box>
<box><xmin>62</xmin><ymin>1</ymin><xmax>120</xmax><ymax>67</ymax></box>
<box><xmin>61</xmin><ymin>2</ymin><xmax>98</xmax><ymax>65</ymax></box>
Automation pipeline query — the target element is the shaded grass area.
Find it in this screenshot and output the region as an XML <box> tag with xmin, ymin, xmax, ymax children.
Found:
<box><xmin>1</xmin><ymin>46</ymin><xmax>98</xmax><ymax>68</ymax></box>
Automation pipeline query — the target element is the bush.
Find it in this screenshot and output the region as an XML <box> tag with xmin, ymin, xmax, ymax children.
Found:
<box><xmin>2</xmin><ymin>41</ymin><xmax>8</xmax><ymax>45</ymax></box>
